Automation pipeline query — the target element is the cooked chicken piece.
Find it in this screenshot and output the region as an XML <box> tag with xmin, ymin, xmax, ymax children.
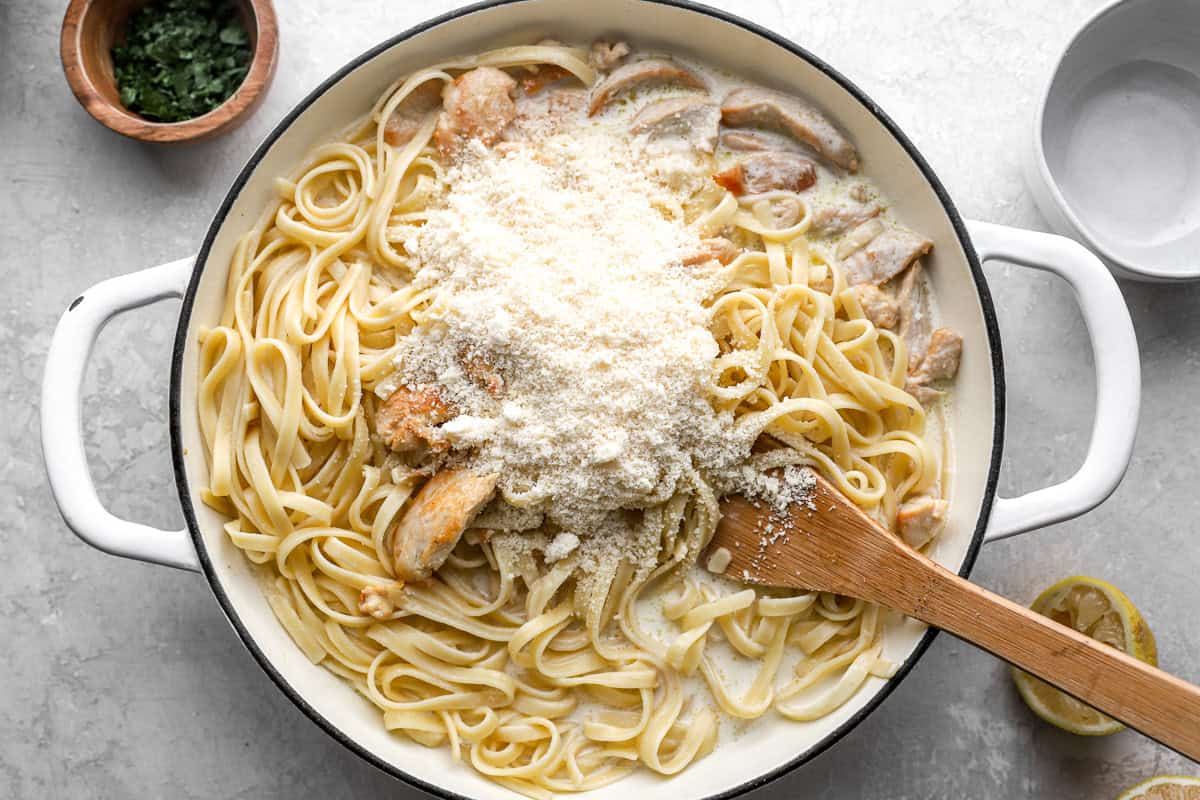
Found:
<box><xmin>375</xmin><ymin>385</ymin><xmax>454</xmax><ymax>454</ymax></box>
<box><xmin>520</xmin><ymin>64</ymin><xmax>572</xmax><ymax>95</ymax></box>
<box><xmin>712</xmin><ymin>152</ymin><xmax>816</xmax><ymax>196</ymax></box>
<box><xmin>905</xmin><ymin>325</ymin><xmax>962</xmax><ymax>404</ymax></box>
<box><xmin>383</xmin><ymin>80</ymin><xmax>444</xmax><ymax>147</ymax></box>
<box><xmin>392</xmin><ymin>469</ymin><xmax>500</xmax><ymax>582</ymax></box>
<box><xmin>911</xmin><ymin>328</ymin><xmax>963</xmax><ymax>383</ymax></box>
<box><xmin>629</xmin><ymin>97</ymin><xmax>721</xmax><ymax>153</ymax></box>
<box><xmin>905</xmin><ymin>381</ymin><xmax>944</xmax><ymax>405</ymax></box>
<box><xmin>897</xmin><ymin>495</ymin><xmax>947</xmax><ymax>549</ymax></box>
<box><xmin>358</xmin><ymin>583</ymin><xmax>405</xmax><ymax>620</ymax></box>
<box><xmin>459</xmin><ymin>348</ymin><xmax>505</xmax><ymax>397</ymax></box>
<box><xmin>897</xmin><ymin>262</ymin><xmax>930</xmax><ymax>370</ymax></box>
<box><xmin>590</xmin><ymin>39</ymin><xmax>631</xmax><ymax>71</ymax></box>
<box><xmin>682</xmin><ymin>236</ymin><xmax>740</xmax><ymax>266</ymax></box>
<box><xmin>855</xmin><ymin>284</ymin><xmax>899</xmax><ymax>329</ymax></box>
<box><xmin>841</xmin><ymin>226</ymin><xmax>933</xmax><ymax>286</ymax></box>
<box><xmin>434</xmin><ymin>67</ymin><xmax>518</xmax><ymax>158</ymax></box>
<box><xmin>721</xmin><ymin>87</ymin><xmax>859</xmax><ymax>172</ymax></box>
<box><xmin>588</xmin><ymin>59</ymin><xmax>707</xmax><ymax>115</ymax></box>
<box><xmin>720</xmin><ymin>129</ymin><xmax>803</xmax><ymax>153</ymax></box>
<box><xmin>810</xmin><ymin>200</ymin><xmax>882</xmax><ymax>237</ymax></box>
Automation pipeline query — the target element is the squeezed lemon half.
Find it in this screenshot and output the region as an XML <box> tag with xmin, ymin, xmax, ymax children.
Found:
<box><xmin>1011</xmin><ymin>575</ymin><xmax>1157</xmax><ymax>736</ymax></box>
<box><xmin>1116</xmin><ymin>775</ymin><xmax>1200</xmax><ymax>800</ymax></box>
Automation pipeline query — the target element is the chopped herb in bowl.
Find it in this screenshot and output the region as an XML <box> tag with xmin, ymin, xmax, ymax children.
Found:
<box><xmin>112</xmin><ymin>0</ymin><xmax>252</xmax><ymax>123</ymax></box>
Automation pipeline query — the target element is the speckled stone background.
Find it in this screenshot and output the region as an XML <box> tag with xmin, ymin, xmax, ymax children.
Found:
<box><xmin>4</xmin><ymin>0</ymin><xmax>1199</xmax><ymax>797</ymax></box>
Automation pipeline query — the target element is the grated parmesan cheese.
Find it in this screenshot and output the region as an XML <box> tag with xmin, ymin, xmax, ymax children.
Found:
<box><xmin>394</xmin><ymin>114</ymin><xmax>749</xmax><ymax>550</ymax></box>
<box><xmin>735</xmin><ymin>464</ymin><xmax>817</xmax><ymax>516</ymax></box>
<box><xmin>388</xmin><ymin>101</ymin><xmax>828</xmax><ymax>576</ymax></box>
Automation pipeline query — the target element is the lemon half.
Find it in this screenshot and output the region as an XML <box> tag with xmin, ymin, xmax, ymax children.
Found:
<box><xmin>1116</xmin><ymin>775</ymin><xmax>1200</xmax><ymax>800</ymax></box>
<box><xmin>1011</xmin><ymin>576</ymin><xmax>1157</xmax><ymax>736</ymax></box>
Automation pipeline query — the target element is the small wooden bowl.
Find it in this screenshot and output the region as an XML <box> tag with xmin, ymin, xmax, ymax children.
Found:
<box><xmin>61</xmin><ymin>0</ymin><xmax>279</xmax><ymax>143</ymax></box>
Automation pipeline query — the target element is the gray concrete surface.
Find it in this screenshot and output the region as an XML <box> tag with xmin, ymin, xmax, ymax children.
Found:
<box><xmin>3</xmin><ymin>0</ymin><xmax>1198</xmax><ymax>797</ymax></box>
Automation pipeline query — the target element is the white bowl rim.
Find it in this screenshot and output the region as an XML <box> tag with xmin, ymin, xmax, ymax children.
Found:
<box><xmin>1030</xmin><ymin>0</ymin><xmax>1200</xmax><ymax>282</ymax></box>
<box><xmin>166</xmin><ymin>1</ymin><xmax>1007</xmax><ymax>797</ymax></box>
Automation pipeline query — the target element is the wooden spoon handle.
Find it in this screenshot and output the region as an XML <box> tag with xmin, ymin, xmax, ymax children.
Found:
<box><xmin>885</xmin><ymin>554</ymin><xmax>1200</xmax><ymax>760</ymax></box>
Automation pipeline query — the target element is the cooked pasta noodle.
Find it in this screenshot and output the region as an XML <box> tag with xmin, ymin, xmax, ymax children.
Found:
<box><xmin>197</xmin><ymin>40</ymin><xmax>956</xmax><ymax>797</ymax></box>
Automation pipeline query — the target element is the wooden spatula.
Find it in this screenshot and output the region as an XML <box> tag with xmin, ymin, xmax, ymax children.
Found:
<box><xmin>709</xmin><ymin>469</ymin><xmax>1200</xmax><ymax>761</ymax></box>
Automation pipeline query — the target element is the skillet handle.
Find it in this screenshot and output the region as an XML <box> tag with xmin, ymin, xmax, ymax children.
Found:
<box><xmin>41</xmin><ymin>257</ymin><xmax>200</xmax><ymax>572</ymax></box>
<box><xmin>966</xmin><ymin>221</ymin><xmax>1140</xmax><ymax>542</ymax></box>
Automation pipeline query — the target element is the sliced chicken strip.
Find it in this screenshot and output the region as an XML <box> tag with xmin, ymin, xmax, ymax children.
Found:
<box><xmin>841</xmin><ymin>226</ymin><xmax>933</xmax><ymax>286</ymax></box>
<box><xmin>721</xmin><ymin>129</ymin><xmax>804</xmax><ymax>153</ymax></box>
<box><xmin>854</xmin><ymin>284</ymin><xmax>899</xmax><ymax>329</ymax></box>
<box><xmin>712</xmin><ymin>152</ymin><xmax>816</xmax><ymax>195</ymax></box>
<box><xmin>905</xmin><ymin>381</ymin><xmax>944</xmax><ymax>406</ymax></box>
<box><xmin>434</xmin><ymin>67</ymin><xmax>518</xmax><ymax>158</ymax></box>
<box><xmin>682</xmin><ymin>236</ymin><xmax>740</xmax><ymax>267</ymax></box>
<box><xmin>392</xmin><ymin>469</ymin><xmax>499</xmax><ymax>582</ymax></box>
<box><xmin>897</xmin><ymin>495</ymin><xmax>947</xmax><ymax>549</ymax></box>
<box><xmin>810</xmin><ymin>199</ymin><xmax>881</xmax><ymax>237</ymax></box>
<box><xmin>897</xmin><ymin>262</ymin><xmax>930</xmax><ymax>371</ymax></box>
<box><xmin>383</xmin><ymin>79</ymin><xmax>443</xmax><ymax>147</ymax></box>
<box><xmin>721</xmin><ymin>87</ymin><xmax>859</xmax><ymax>172</ymax></box>
<box><xmin>629</xmin><ymin>97</ymin><xmax>721</xmax><ymax>153</ymax></box>
<box><xmin>905</xmin><ymin>328</ymin><xmax>962</xmax><ymax>403</ymax></box>
<box><xmin>589</xmin><ymin>39</ymin><xmax>631</xmax><ymax>71</ymax></box>
<box><xmin>911</xmin><ymin>328</ymin><xmax>963</xmax><ymax>383</ymax></box>
<box><xmin>376</xmin><ymin>385</ymin><xmax>454</xmax><ymax>454</ymax></box>
<box><xmin>588</xmin><ymin>58</ymin><xmax>707</xmax><ymax>115</ymax></box>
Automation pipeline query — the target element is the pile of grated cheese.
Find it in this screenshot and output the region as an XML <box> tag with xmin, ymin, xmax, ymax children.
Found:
<box><xmin>390</xmin><ymin>112</ymin><xmax>751</xmax><ymax>560</ymax></box>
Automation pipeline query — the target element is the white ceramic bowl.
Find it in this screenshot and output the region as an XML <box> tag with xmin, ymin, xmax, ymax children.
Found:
<box><xmin>41</xmin><ymin>2</ymin><xmax>1142</xmax><ymax>798</ymax></box>
<box><xmin>1027</xmin><ymin>0</ymin><xmax>1200</xmax><ymax>282</ymax></box>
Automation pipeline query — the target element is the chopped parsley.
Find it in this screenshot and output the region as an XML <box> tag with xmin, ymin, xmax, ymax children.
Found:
<box><xmin>112</xmin><ymin>0</ymin><xmax>252</xmax><ymax>123</ymax></box>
